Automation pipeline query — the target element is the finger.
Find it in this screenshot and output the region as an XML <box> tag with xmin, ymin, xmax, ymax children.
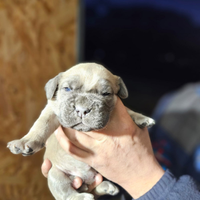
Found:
<box><xmin>88</xmin><ymin>173</ymin><xmax>103</xmax><ymax>193</ymax></box>
<box><xmin>61</xmin><ymin>127</ymin><xmax>97</xmax><ymax>150</ymax></box>
<box><xmin>72</xmin><ymin>177</ymin><xmax>83</xmax><ymax>189</ymax></box>
<box><xmin>56</xmin><ymin>126</ymin><xmax>95</xmax><ymax>153</ymax></box>
<box><xmin>55</xmin><ymin>128</ymin><xmax>92</xmax><ymax>162</ymax></box>
<box><xmin>41</xmin><ymin>159</ymin><xmax>52</xmax><ymax>178</ymax></box>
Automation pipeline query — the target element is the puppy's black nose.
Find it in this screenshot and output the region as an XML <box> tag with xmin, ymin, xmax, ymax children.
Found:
<box><xmin>75</xmin><ymin>106</ymin><xmax>91</xmax><ymax>118</ymax></box>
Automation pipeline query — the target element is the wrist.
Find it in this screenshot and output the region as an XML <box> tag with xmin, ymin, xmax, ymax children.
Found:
<box><xmin>121</xmin><ymin>156</ymin><xmax>165</xmax><ymax>199</ymax></box>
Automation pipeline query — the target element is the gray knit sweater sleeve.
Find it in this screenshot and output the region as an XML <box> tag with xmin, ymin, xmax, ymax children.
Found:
<box><xmin>135</xmin><ymin>170</ymin><xmax>200</xmax><ymax>200</ymax></box>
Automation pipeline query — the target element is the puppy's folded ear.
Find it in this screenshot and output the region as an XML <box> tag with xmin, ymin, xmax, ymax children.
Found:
<box><xmin>45</xmin><ymin>73</ymin><xmax>63</xmax><ymax>100</ymax></box>
<box><xmin>117</xmin><ymin>77</ymin><xmax>128</xmax><ymax>99</ymax></box>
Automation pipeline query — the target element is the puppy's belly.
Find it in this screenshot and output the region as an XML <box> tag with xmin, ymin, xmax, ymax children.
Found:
<box><xmin>44</xmin><ymin>134</ymin><xmax>96</xmax><ymax>184</ymax></box>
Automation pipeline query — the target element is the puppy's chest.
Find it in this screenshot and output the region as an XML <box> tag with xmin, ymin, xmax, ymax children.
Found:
<box><xmin>44</xmin><ymin>134</ymin><xmax>96</xmax><ymax>180</ymax></box>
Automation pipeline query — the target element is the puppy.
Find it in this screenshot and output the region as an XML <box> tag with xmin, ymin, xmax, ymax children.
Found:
<box><xmin>7</xmin><ymin>63</ymin><xmax>155</xmax><ymax>200</ymax></box>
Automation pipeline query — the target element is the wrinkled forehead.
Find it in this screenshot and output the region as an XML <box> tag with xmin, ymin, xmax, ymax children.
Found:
<box><xmin>60</xmin><ymin>74</ymin><xmax>113</xmax><ymax>90</ymax></box>
<box><xmin>59</xmin><ymin>67</ymin><xmax>118</xmax><ymax>92</ymax></box>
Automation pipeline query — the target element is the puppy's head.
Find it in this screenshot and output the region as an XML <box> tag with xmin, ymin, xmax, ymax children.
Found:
<box><xmin>45</xmin><ymin>63</ymin><xmax>128</xmax><ymax>131</ymax></box>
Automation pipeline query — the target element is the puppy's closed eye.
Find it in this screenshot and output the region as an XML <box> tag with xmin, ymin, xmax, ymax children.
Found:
<box><xmin>102</xmin><ymin>92</ymin><xmax>111</xmax><ymax>96</ymax></box>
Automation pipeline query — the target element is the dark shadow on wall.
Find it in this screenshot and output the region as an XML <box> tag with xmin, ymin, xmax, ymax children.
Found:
<box><xmin>82</xmin><ymin>4</ymin><xmax>200</xmax><ymax>115</ymax></box>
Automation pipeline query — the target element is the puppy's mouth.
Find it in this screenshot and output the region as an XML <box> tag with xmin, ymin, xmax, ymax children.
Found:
<box><xmin>59</xmin><ymin>114</ymin><xmax>92</xmax><ymax>131</ymax></box>
<box><xmin>70</xmin><ymin>122</ymin><xmax>82</xmax><ymax>129</ymax></box>
<box><xmin>71</xmin><ymin>122</ymin><xmax>93</xmax><ymax>132</ymax></box>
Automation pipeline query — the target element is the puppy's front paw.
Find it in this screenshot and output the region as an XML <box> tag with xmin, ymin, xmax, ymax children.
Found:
<box><xmin>136</xmin><ymin>117</ymin><xmax>155</xmax><ymax>128</ymax></box>
<box><xmin>7</xmin><ymin>138</ymin><xmax>45</xmax><ymax>156</ymax></box>
<box><xmin>127</xmin><ymin>109</ymin><xmax>155</xmax><ymax>128</ymax></box>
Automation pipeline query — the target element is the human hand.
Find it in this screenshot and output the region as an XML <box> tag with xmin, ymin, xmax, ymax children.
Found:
<box><xmin>55</xmin><ymin>97</ymin><xmax>164</xmax><ymax>199</ymax></box>
<box><xmin>41</xmin><ymin>159</ymin><xmax>103</xmax><ymax>192</ymax></box>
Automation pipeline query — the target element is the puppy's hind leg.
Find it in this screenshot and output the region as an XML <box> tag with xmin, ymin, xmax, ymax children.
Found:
<box><xmin>47</xmin><ymin>166</ymin><xmax>94</xmax><ymax>200</ymax></box>
<box><xmin>93</xmin><ymin>181</ymin><xmax>119</xmax><ymax>196</ymax></box>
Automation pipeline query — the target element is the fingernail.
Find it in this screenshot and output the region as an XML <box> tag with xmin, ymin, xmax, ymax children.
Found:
<box><xmin>73</xmin><ymin>179</ymin><xmax>78</xmax><ymax>187</ymax></box>
<box><xmin>42</xmin><ymin>161</ymin><xmax>47</xmax><ymax>168</ymax></box>
<box><xmin>72</xmin><ymin>179</ymin><xmax>79</xmax><ymax>189</ymax></box>
<box><xmin>55</xmin><ymin>129</ymin><xmax>58</xmax><ymax>135</ymax></box>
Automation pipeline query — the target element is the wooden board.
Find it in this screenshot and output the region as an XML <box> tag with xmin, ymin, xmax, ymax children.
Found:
<box><xmin>0</xmin><ymin>0</ymin><xmax>78</xmax><ymax>199</ymax></box>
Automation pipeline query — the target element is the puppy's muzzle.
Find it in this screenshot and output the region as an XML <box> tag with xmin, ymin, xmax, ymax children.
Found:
<box><xmin>74</xmin><ymin>95</ymin><xmax>93</xmax><ymax>119</ymax></box>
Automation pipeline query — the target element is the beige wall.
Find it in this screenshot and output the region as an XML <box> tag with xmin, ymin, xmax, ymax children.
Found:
<box><xmin>0</xmin><ymin>0</ymin><xmax>78</xmax><ymax>199</ymax></box>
